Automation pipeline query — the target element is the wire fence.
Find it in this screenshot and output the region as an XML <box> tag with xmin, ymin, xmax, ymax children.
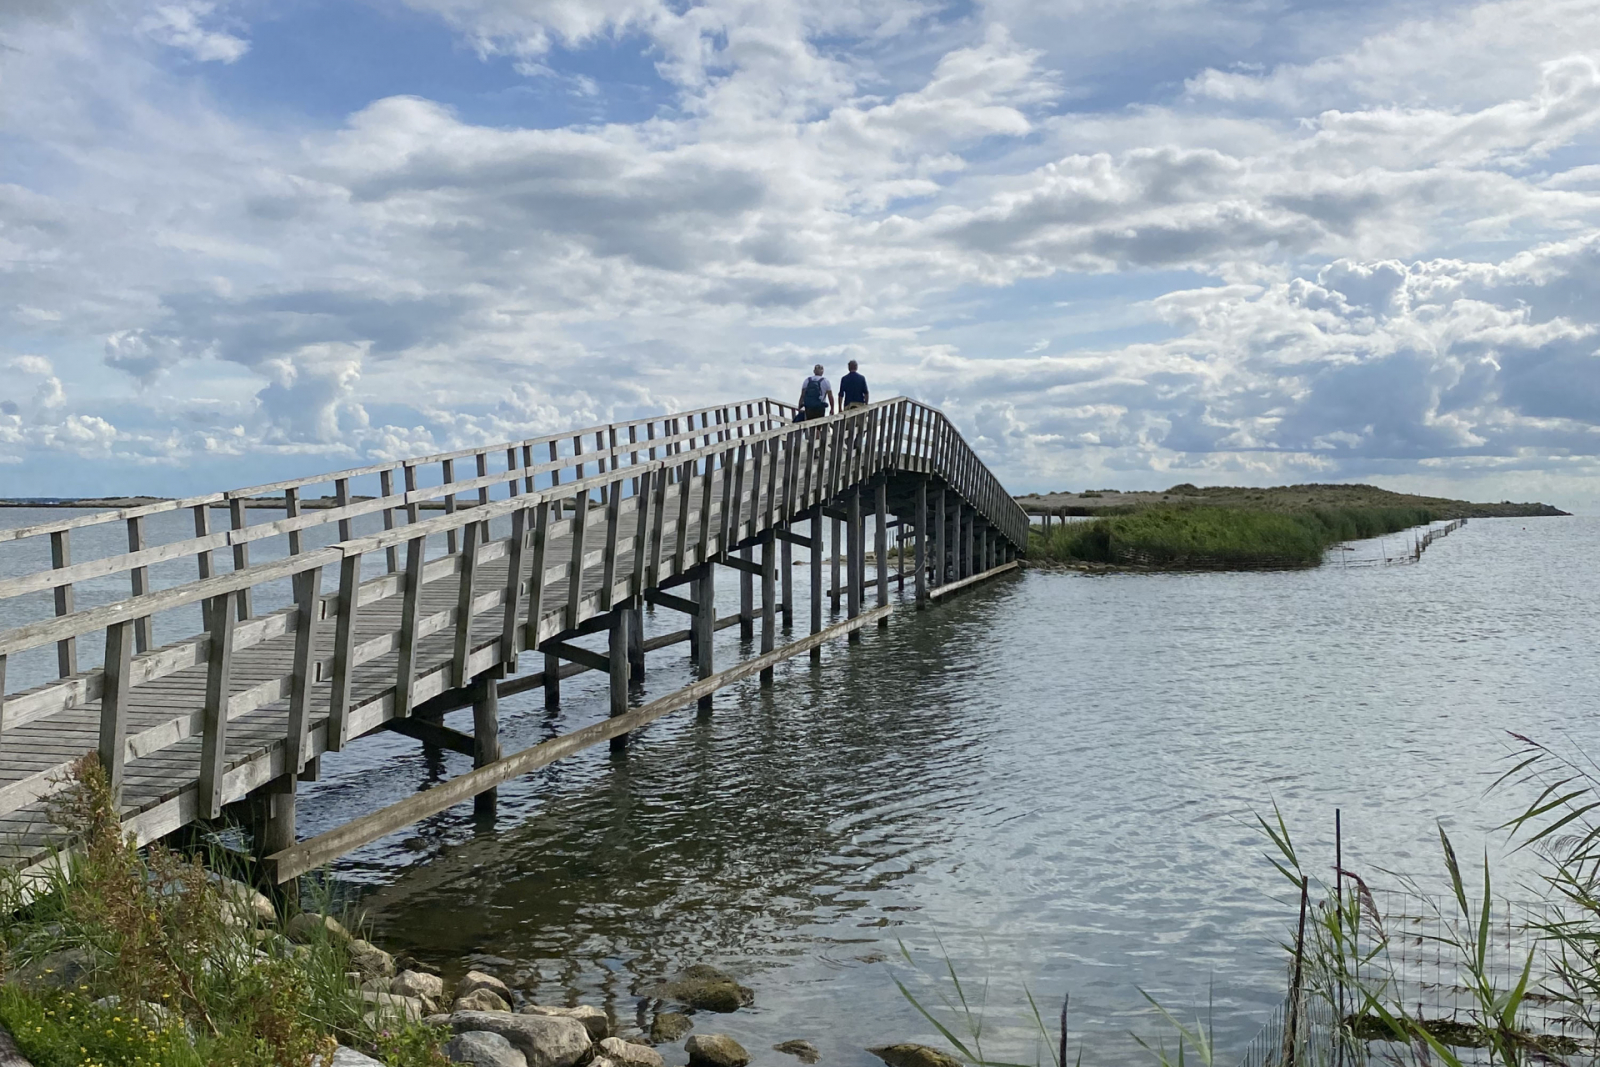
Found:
<box><xmin>1233</xmin><ymin>886</ymin><xmax>1592</xmax><ymax>1067</ymax></box>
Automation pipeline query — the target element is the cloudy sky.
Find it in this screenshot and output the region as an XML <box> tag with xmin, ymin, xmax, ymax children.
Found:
<box><xmin>2</xmin><ymin>0</ymin><xmax>1598</xmax><ymax>507</ymax></box>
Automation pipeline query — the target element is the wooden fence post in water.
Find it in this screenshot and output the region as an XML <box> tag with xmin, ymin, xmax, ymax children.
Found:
<box><xmin>695</xmin><ymin>564</ymin><xmax>715</xmax><ymax>713</ymax></box>
<box><xmin>609</xmin><ymin>607</ymin><xmax>630</xmax><ymax>752</ymax></box>
<box><xmin>934</xmin><ymin>488</ymin><xmax>947</xmax><ymax>588</ymax></box>
<box><xmin>760</xmin><ymin>531</ymin><xmax>776</xmax><ymax>686</ymax></box>
<box><xmin>472</xmin><ymin>671</ymin><xmax>500</xmax><ymax>819</ymax></box>
<box><xmin>915</xmin><ymin>478</ymin><xmax>928</xmax><ymax>608</ymax></box>
<box><xmin>740</xmin><ymin>544</ymin><xmax>755</xmax><ymax>641</ymax></box>
<box><xmin>809</xmin><ymin>504</ymin><xmax>823</xmax><ymax>663</ymax></box>
<box><xmin>847</xmin><ymin>488</ymin><xmax>863</xmax><ymax>644</ymax></box>
<box><xmin>875</xmin><ymin>478</ymin><xmax>889</xmax><ymax>627</ymax></box>
<box><xmin>830</xmin><ymin>515</ymin><xmax>842</xmax><ymax>611</ymax></box>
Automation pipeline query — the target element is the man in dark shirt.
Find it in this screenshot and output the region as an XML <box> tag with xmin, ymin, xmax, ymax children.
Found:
<box><xmin>839</xmin><ymin>360</ymin><xmax>869</xmax><ymax>410</ymax></box>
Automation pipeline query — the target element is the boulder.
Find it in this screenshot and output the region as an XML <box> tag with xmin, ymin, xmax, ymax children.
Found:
<box><xmin>649</xmin><ymin>1011</ymin><xmax>692</xmax><ymax>1043</ymax></box>
<box><xmin>286</xmin><ymin>912</ymin><xmax>352</xmax><ymax>944</ymax></box>
<box><xmin>445</xmin><ymin>1030</ymin><xmax>528</xmax><ymax>1067</ymax></box>
<box><xmin>519</xmin><ymin>1004</ymin><xmax>608</xmax><ymax>1040</ymax></box>
<box><xmin>685</xmin><ymin>1034</ymin><xmax>751</xmax><ymax>1067</ymax></box>
<box><xmin>454</xmin><ymin>988</ymin><xmax>513</xmax><ymax>1013</ymax></box>
<box><xmin>362</xmin><ymin>990</ymin><xmax>426</xmax><ymax>1023</ymax></box>
<box><xmin>656</xmin><ymin>965</ymin><xmax>753</xmax><ymax>1013</ymax></box>
<box><xmin>348</xmin><ymin>939</ymin><xmax>396</xmax><ymax>981</ymax></box>
<box><xmin>9</xmin><ymin>946</ymin><xmax>94</xmax><ymax>990</ymax></box>
<box><xmin>219</xmin><ymin>877</ymin><xmax>277</xmax><ymax>925</ymax></box>
<box><xmin>599</xmin><ymin>1037</ymin><xmax>666</xmax><ymax>1067</ymax></box>
<box><xmin>457</xmin><ymin>969</ymin><xmax>515</xmax><ymax>1003</ymax></box>
<box><xmin>91</xmin><ymin>995</ymin><xmax>184</xmax><ymax>1033</ymax></box>
<box><xmin>773</xmin><ymin>1040</ymin><xmax>820</xmax><ymax>1064</ymax></box>
<box><xmin>445</xmin><ymin>1011</ymin><xmax>591</xmax><ymax>1067</ymax></box>
<box><xmin>868</xmin><ymin>1044</ymin><xmax>963</xmax><ymax>1067</ymax></box>
<box><xmin>312</xmin><ymin>1048</ymin><xmax>387</xmax><ymax>1067</ymax></box>
<box><xmin>393</xmin><ymin>969</ymin><xmax>445</xmax><ymax>1003</ymax></box>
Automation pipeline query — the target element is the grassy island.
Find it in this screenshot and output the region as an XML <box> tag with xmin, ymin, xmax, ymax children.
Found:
<box><xmin>1016</xmin><ymin>482</ymin><xmax>1565</xmax><ymax>570</ymax></box>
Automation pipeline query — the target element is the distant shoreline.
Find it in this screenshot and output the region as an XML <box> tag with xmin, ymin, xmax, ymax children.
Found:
<box><xmin>1017</xmin><ymin>482</ymin><xmax>1569</xmax><ymax>519</ymax></box>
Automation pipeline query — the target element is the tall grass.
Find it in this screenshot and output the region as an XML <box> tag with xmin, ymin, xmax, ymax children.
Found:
<box><xmin>1030</xmin><ymin>506</ymin><xmax>1437</xmax><ymax>569</ymax></box>
<box><xmin>0</xmin><ymin>755</ymin><xmax>446</xmax><ymax>1067</ymax></box>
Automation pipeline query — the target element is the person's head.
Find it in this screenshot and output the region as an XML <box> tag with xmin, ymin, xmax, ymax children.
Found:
<box><xmin>848</xmin><ymin>360</ymin><xmax>859</xmax><ymax>371</ymax></box>
<box><xmin>813</xmin><ymin>364</ymin><xmax>824</xmax><ymax>375</ymax></box>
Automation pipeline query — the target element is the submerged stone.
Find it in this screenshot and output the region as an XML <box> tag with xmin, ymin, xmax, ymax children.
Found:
<box><xmin>656</xmin><ymin>964</ymin><xmax>753</xmax><ymax>1013</ymax></box>
<box><xmin>868</xmin><ymin>1043</ymin><xmax>963</xmax><ymax>1067</ymax></box>
<box><xmin>685</xmin><ymin>1033</ymin><xmax>751</xmax><ymax>1067</ymax></box>
<box><xmin>649</xmin><ymin>1011</ymin><xmax>693</xmax><ymax>1043</ymax></box>
<box><xmin>773</xmin><ymin>1039</ymin><xmax>820</xmax><ymax>1064</ymax></box>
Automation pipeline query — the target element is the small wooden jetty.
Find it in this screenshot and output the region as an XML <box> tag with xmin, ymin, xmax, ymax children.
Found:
<box><xmin>0</xmin><ymin>398</ymin><xmax>1026</xmax><ymax>885</ymax></box>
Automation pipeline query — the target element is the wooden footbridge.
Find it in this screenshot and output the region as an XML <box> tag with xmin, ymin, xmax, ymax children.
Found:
<box><xmin>0</xmin><ymin>398</ymin><xmax>1027</xmax><ymax>886</ymax></box>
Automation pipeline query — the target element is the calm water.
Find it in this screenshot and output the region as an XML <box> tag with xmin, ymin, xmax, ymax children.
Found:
<box><xmin>2</xmin><ymin>509</ymin><xmax>1595</xmax><ymax>1063</ymax></box>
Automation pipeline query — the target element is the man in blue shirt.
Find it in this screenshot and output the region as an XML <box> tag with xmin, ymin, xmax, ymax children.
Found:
<box><xmin>839</xmin><ymin>360</ymin><xmax>869</xmax><ymax>410</ymax></box>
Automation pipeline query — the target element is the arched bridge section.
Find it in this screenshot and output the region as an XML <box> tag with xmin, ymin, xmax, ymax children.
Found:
<box><xmin>0</xmin><ymin>397</ymin><xmax>1027</xmax><ymax>883</ymax></box>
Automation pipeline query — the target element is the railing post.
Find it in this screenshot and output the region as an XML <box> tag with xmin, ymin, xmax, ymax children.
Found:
<box><xmin>442</xmin><ymin>459</ymin><xmax>459</xmax><ymax>555</ymax></box>
<box><xmin>98</xmin><ymin>619</ymin><xmax>135</xmax><ymax>805</ymax></box>
<box><xmin>453</xmin><ymin>521</ymin><xmax>481</xmax><ymax>688</ymax></box>
<box><xmin>327</xmin><ymin>552</ymin><xmax>360</xmax><ymax>751</ymax></box>
<box><xmin>199</xmin><ymin>589</ymin><xmax>237</xmax><ymax>819</ymax></box>
<box><xmin>524</xmin><ymin>500</ymin><xmax>551</xmax><ymax>657</ymax></box>
<box><xmin>127</xmin><ymin>516</ymin><xmax>153</xmax><ymax>653</ymax></box>
<box><xmin>285</xmin><ymin>486</ymin><xmax>303</xmax><ymax>555</ymax></box>
<box><xmin>567</xmin><ymin>490</ymin><xmax>590</xmax><ymax>626</ymax></box>
<box><xmin>600</xmin><ymin>475</ymin><xmax>622</xmax><ymax>610</ymax></box>
<box><xmin>49</xmin><ymin>530</ymin><xmax>77</xmax><ymax>677</ymax></box>
<box><xmin>228</xmin><ymin>496</ymin><xmax>253</xmax><ymax>620</ymax></box>
<box><xmin>285</xmin><ymin>564</ymin><xmax>321</xmax><ymax>779</ymax></box>
<box><xmin>501</xmin><ymin>505</ymin><xmax>528</xmax><ymax>671</ymax></box>
<box><xmin>395</xmin><ymin>535</ymin><xmax>426</xmax><ymax>718</ymax></box>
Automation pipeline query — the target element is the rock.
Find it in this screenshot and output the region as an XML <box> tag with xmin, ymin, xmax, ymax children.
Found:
<box><xmin>599</xmin><ymin>1037</ymin><xmax>665</xmax><ymax>1067</ymax></box>
<box><xmin>360</xmin><ymin>977</ymin><xmax>392</xmax><ymax>995</ymax></box>
<box><xmin>219</xmin><ymin>877</ymin><xmax>277</xmax><ymax>924</ymax></box>
<box><xmin>773</xmin><ymin>1040</ymin><xmax>820</xmax><ymax>1064</ymax></box>
<box><xmin>868</xmin><ymin>1044</ymin><xmax>964</xmax><ymax>1067</ymax></box>
<box><xmin>8</xmin><ymin>946</ymin><xmax>94</xmax><ymax>990</ymax></box>
<box><xmin>362</xmin><ymin>990</ymin><xmax>426</xmax><ymax>1023</ymax></box>
<box><xmin>657</xmin><ymin>965</ymin><xmax>753</xmax><ymax>1013</ymax></box>
<box><xmin>91</xmin><ymin>995</ymin><xmax>185</xmax><ymax>1032</ymax></box>
<box><xmin>348</xmin><ymin>939</ymin><xmax>396</xmax><ymax>981</ymax></box>
<box><xmin>445</xmin><ymin>1030</ymin><xmax>529</xmax><ymax>1067</ymax></box>
<box><xmin>312</xmin><ymin>1048</ymin><xmax>387</xmax><ymax>1067</ymax></box>
<box><xmin>286</xmin><ymin>912</ymin><xmax>352</xmax><ymax>944</ymax></box>
<box><xmin>445</xmin><ymin>1012</ymin><xmax>591</xmax><ymax>1067</ymax></box>
<box><xmin>520</xmin><ymin>1004</ymin><xmax>608</xmax><ymax>1040</ymax></box>
<box><xmin>458</xmin><ymin>969</ymin><xmax>515</xmax><ymax>1003</ymax></box>
<box><xmin>397</xmin><ymin>955</ymin><xmax>443</xmax><ymax>975</ymax></box>
<box><xmin>393</xmin><ymin>969</ymin><xmax>445</xmax><ymax>1003</ymax></box>
<box><xmin>454</xmin><ymin>988</ymin><xmax>513</xmax><ymax>1013</ymax></box>
<box><xmin>650</xmin><ymin>1011</ymin><xmax>693</xmax><ymax>1043</ymax></box>
<box><xmin>685</xmin><ymin>1034</ymin><xmax>751</xmax><ymax>1067</ymax></box>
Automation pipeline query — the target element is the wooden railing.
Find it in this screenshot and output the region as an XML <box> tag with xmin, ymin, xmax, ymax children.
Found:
<box><xmin>0</xmin><ymin>397</ymin><xmax>1026</xmax><ymax>818</ymax></box>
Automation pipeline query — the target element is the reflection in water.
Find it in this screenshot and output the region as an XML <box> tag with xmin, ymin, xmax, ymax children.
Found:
<box><xmin>3</xmin><ymin>510</ymin><xmax>1596</xmax><ymax>1063</ymax></box>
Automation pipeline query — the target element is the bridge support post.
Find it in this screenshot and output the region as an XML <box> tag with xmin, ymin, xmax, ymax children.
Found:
<box><xmin>847</xmin><ymin>488</ymin><xmax>863</xmax><ymax>643</ymax></box>
<box><xmin>695</xmin><ymin>564</ymin><xmax>715</xmax><ymax>713</ymax></box>
<box><xmin>255</xmin><ymin>774</ymin><xmax>297</xmax><ymax>861</ymax></box>
<box><xmin>809</xmin><ymin>505</ymin><xmax>823</xmax><ymax>663</ymax></box>
<box><xmin>934</xmin><ymin>487</ymin><xmax>947</xmax><ymax>587</ymax></box>
<box><xmin>875</xmin><ymin>479</ymin><xmax>889</xmax><ymax>626</ymax></box>
<box><xmin>609</xmin><ymin>607</ymin><xmax>632</xmax><ymax>750</ymax></box>
<box><xmin>740</xmin><ymin>545</ymin><xmax>755</xmax><ymax>640</ymax></box>
<box><xmin>830</xmin><ymin>516</ymin><xmax>842</xmax><ymax>611</ymax></box>
<box><xmin>473</xmin><ymin>671</ymin><xmax>502</xmax><ymax>813</ymax></box>
<box><xmin>628</xmin><ymin>605</ymin><xmax>646</xmax><ymax>683</ymax></box>
<box><xmin>915</xmin><ymin>479</ymin><xmax>928</xmax><ymax>607</ymax></box>
<box><xmin>760</xmin><ymin>532</ymin><xmax>776</xmax><ymax>686</ymax></box>
<box><xmin>980</xmin><ymin>523</ymin><xmax>989</xmax><ymax>573</ymax></box>
<box><xmin>544</xmin><ymin>646</ymin><xmax>561</xmax><ymax>709</ymax></box>
<box><xmin>780</xmin><ymin>533</ymin><xmax>793</xmax><ymax>630</ymax></box>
